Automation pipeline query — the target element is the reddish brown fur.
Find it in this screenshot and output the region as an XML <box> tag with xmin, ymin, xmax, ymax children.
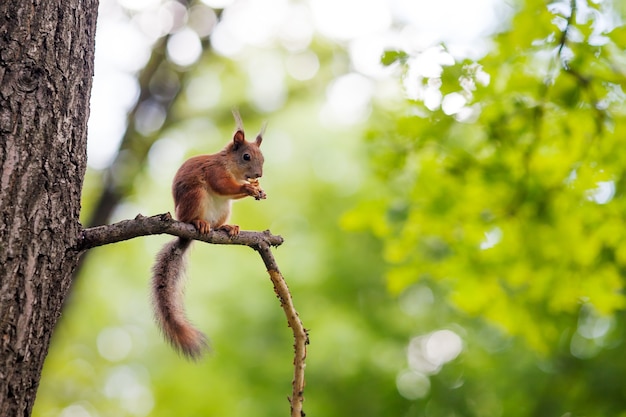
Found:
<box><xmin>151</xmin><ymin>111</ymin><xmax>266</xmax><ymax>359</ymax></box>
<box><xmin>172</xmin><ymin>139</ymin><xmax>265</xmax><ymax>227</ymax></box>
<box><xmin>152</xmin><ymin>238</ymin><xmax>207</xmax><ymax>359</ymax></box>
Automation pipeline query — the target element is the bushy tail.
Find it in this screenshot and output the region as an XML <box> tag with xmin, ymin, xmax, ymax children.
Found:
<box><xmin>151</xmin><ymin>237</ymin><xmax>208</xmax><ymax>360</ymax></box>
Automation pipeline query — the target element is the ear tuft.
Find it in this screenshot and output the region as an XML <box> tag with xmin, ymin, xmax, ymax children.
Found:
<box><xmin>232</xmin><ymin>108</ymin><xmax>245</xmax><ymax>148</ymax></box>
<box><xmin>256</xmin><ymin>121</ymin><xmax>267</xmax><ymax>147</ymax></box>
<box><xmin>232</xmin><ymin>108</ymin><xmax>244</xmax><ymax>132</ymax></box>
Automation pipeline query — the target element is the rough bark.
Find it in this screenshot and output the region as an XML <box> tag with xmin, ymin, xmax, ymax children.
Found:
<box><xmin>0</xmin><ymin>1</ymin><xmax>98</xmax><ymax>415</ymax></box>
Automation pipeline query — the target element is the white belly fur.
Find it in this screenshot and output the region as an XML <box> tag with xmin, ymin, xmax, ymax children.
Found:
<box><xmin>200</xmin><ymin>191</ymin><xmax>233</xmax><ymax>227</ymax></box>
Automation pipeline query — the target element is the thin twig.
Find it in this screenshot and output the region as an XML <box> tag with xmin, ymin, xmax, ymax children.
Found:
<box><xmin>555</xmin><ymin>0</ymin><xmax>576</xmax><ymax>63</ymax></box>
<box><xmin>75</xmin><ymin>212</ymin><xmax>306</xmax><ymax>416</ymax></box>
<box><xmin>253</xmin><ymin>242</ymin><xmax>308</xmax><ymax>417</ymax></box>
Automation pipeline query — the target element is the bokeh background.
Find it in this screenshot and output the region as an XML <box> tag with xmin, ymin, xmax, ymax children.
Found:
<box><xmin>33</xmin><ymin>0</ymin><xmax>626</xmax><ymax>416</ymax></box>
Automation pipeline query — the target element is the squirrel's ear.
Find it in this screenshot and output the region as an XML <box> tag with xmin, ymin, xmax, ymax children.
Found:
<box><xmin>233</xmin><ymin>130</ymin><xmax>245</xmax><ymax>148</ymax></box>
<box><xmin>232</xmin><ymin>108</ymin><xmax>245</xmax><ymax>148</ymax></box>
<box><xmin>255</xmin><ymin>121</ymin><xmax>267</xmax><ymax>147</ymax></box>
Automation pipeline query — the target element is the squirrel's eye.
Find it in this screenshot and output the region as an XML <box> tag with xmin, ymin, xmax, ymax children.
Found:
<box><xmin>243</xmin><ymin>153</ymin><xmax>251</xmax><ymax>161</ymax></box>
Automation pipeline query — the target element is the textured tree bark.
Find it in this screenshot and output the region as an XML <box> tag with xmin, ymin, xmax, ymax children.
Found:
<box><xmin>0</xmin><ymin>1</ymin><xmax>98</xmax><ymax>415</ymax></box>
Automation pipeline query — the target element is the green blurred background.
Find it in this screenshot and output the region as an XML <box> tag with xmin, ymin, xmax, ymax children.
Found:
<box><xmin>33</xmin><ymin>0</ymin><xmax>626</xmax><ymax>416</ymax></box>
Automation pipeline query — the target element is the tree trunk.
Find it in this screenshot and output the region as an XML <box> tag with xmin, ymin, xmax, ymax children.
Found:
<box><xmin>0</xmin><ymin>1</ymin><xmax>98</xmax><ymax>415</ymax></box>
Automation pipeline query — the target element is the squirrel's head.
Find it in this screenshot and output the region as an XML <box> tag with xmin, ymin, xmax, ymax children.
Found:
<box><xmin>225</xmin><ymin>110</ymin><xmax>265</xmax><ymax>181</ymax></box>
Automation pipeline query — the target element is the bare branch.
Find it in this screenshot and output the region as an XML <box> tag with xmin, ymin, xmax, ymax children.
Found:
<box><xmin>254</xmin><ymin>243</ymin><xmax>308</xmax><ymax>417</ymax></box>
<box><xmin>77</xmin><ymin>213</ymin><xmax>283</xmax><ymax>251</ymax></box>
<box><xmin>76</xmin><ymin>213</ymin><xmax>306</xmax><ymax>416</ymax></box>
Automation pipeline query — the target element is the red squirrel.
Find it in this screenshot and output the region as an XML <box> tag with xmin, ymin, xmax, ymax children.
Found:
<box><xmin>151</xmin><ymin>110</ymin><xmax>266</xmax><ymax>359</ymax></box>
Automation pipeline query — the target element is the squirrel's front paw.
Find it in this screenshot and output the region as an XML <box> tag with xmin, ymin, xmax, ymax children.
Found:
<box><xmin>254</xmin><ymin>188</ymin><xmax>267</xmax><ymax>200</ymax></box>
<box><xmin>243</xmin><ymin>182</ymin><xmax>267</xmax><ymax>200</ymax></box>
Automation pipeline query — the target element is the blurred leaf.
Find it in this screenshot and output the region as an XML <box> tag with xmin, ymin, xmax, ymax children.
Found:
<box><xmin>381</xmin><ymin>50</ymin><xmax>408</xmax><ymax>66</ymax></box>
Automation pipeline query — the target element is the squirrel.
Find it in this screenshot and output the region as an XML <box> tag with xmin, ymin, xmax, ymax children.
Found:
<box><xmin>151</xmin><ymin>110</ymin><xmax>266</xmax><ymax>360</ymax></box>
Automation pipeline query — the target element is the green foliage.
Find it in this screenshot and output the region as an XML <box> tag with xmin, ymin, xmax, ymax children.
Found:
<box><xmin>354</xmin><ymin>0</ymin><xmax>626</xmax><ymax>349</ymax></box>
<box><xmin>344</xmin><ymin>0</ymin><xmax>626</xmax><ymax>415</ymax></box>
